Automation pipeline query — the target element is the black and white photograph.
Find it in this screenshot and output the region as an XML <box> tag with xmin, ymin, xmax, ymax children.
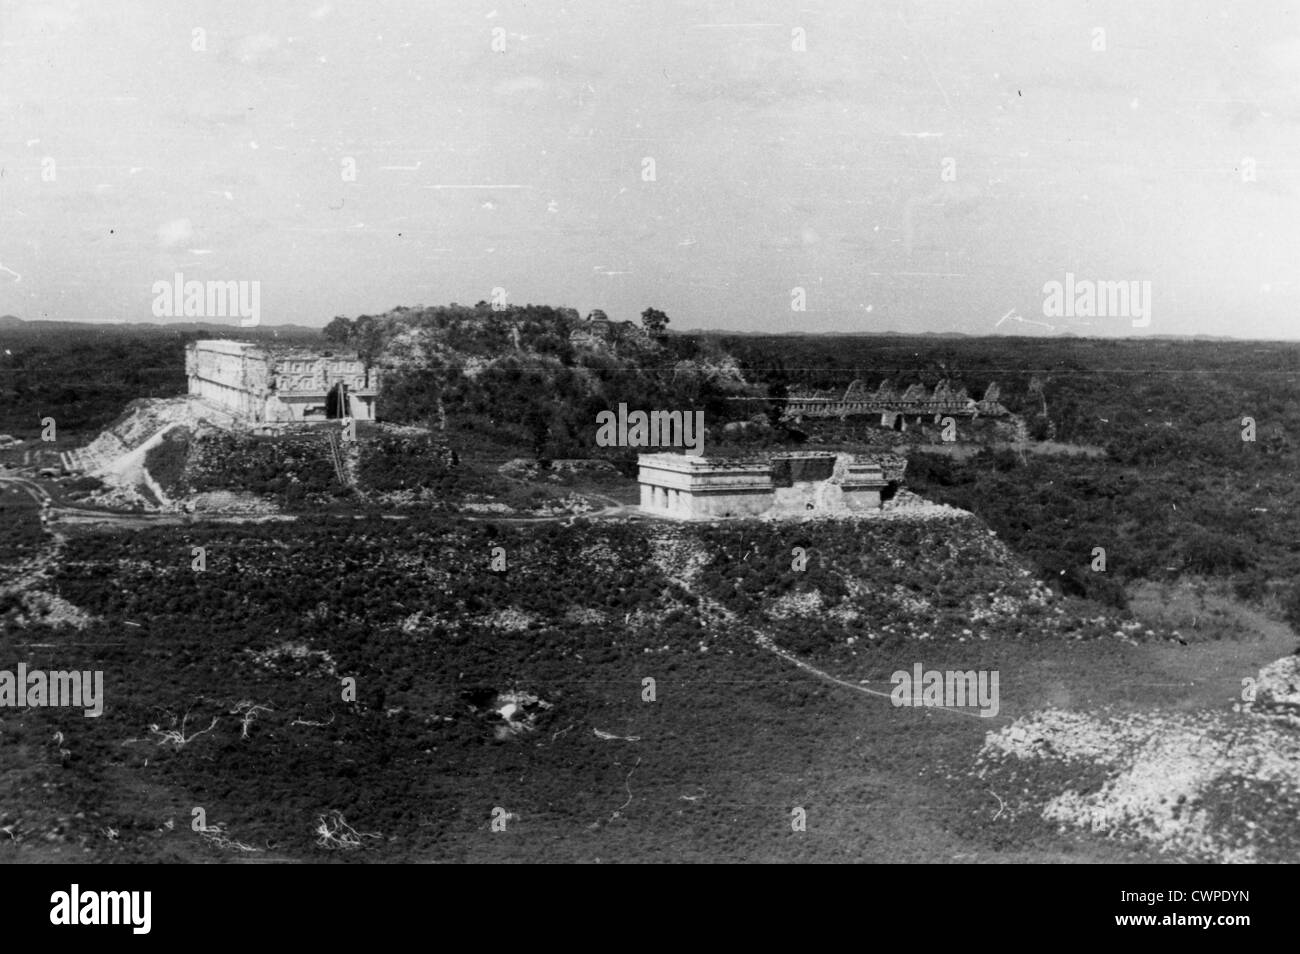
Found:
<box><xmin>0</xmin><ymin>0</ymin><xmax>1290</xmax><ymax>911</ymax></box>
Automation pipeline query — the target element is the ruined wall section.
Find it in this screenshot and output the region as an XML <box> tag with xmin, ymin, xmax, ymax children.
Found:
<box><xmin>769</xmin><ymin>453</ymin><xmax>885</xmax><ymax>514</ymax></box>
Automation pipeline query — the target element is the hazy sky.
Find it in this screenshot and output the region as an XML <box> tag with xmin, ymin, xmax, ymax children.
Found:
<box><xmin>1</xmin><ymin>0</ymin><xmax>1298</xmax><ymax>337</ymax></box>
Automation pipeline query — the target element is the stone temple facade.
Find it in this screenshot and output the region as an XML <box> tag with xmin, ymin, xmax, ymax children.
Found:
<box><xmin>185</xmin><ymin>340</ymin><xmax>379</xmax><ymax>425</ymax></box>
<box><xmin>638</xmin><ymin>451</ymin><xmax>893</xmax><ymax>520</ymax></box>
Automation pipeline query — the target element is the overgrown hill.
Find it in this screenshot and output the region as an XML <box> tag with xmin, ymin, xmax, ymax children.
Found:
<box><xmin>327</xmin><ymin>304</ymin><xmax>772</xmax><ymax>461</ymax></box>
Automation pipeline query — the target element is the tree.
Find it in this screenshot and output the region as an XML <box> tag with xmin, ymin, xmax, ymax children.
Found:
<box><xmin>323</xmin><ymin>315</ymin><xmax>353</xmax><ymax>345</ymax></box>
<box><xmin>640</xmin><ymin>307</ymin><xmax>670</xmax><ymax>338</ymax></box>
<box><xmin>351</xmin><ymin>315</ymin><xmax>385</xmax><ymax>370</ymax></box>
<box><xmin>765</xmin><ymin>380</ymin><xmax>789</xmax><ymax>427</ymax></box>
<box><xmin>523</xmin><ymin>404</ymin><xmax>551</xmax><ymax>462</ymax></box>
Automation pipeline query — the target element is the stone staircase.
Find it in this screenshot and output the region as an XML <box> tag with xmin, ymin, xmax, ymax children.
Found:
<box><xmin>323</xmin><ymin>426</ymin><xmax>361</xmax><ymax>488</ymax></box>
<box><xmin>61</xmin><ymin>398</ymin><xmax>201</xmax><ymax>476</ymax></box>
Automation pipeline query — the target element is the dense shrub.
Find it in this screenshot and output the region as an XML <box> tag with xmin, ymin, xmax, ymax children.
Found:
<box><xmin>143</xmin><ymin>428</ymin><xmax>189</xmax><ymax>493</ymax></box>
<box><xmin>1181</xmin><ymin>529</ymin><xmax>1255</xmax><ymax>576</ymax></box>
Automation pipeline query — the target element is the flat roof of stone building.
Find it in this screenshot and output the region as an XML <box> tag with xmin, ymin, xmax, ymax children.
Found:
<box><xmin>638</xmin><ymin>451</ymin><xmax>890</xmax><ymax>467</ymax></box>
<box><xmin>638</xmin><ymin>452</ymin><xmax>767</xmax><ymax>471</ymax></box>
<box><xmin>189</xmin><ymin>339</ymin><xmax>258</xmax><ymax>355</ymax></box>
<box><xmin>188</xmin><ymin>339</ymin><xmax>362</xmax><ymax>362</ymax></box>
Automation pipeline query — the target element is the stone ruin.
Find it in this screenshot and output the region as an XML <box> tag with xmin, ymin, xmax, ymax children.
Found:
<box><xmin>637</xmin><ymin>451</ymin><xmax>900</xmax><ymax>520</ymax></box>
<box><xmin>185</xmin><ymin>339</ymin><xmax>380</xmax><ymax>426</ymax></box>
<box><xmin>783</xmin><ymin>378</ymin><xmax>1009</xmax><ymax>430</ymax></box>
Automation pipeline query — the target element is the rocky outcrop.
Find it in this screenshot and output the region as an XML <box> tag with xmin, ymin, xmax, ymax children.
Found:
<box><xmin>1245</xmin><ymin>654</ymin><xmax>1300</xmax><ymax>727</ymax></box>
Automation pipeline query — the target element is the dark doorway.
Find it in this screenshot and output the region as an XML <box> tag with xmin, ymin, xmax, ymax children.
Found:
<box><xmin>326</xmin><ymin>382</ymin><xmax>350</xmax><ymax>419</ymax></box>
<box><xmin>771</xmin><ymin>454</ymin><xmax>835</xmax><ymax>486</ymax></box>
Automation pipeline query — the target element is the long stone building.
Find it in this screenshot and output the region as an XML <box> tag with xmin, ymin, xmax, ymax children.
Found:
<box><xmin>783</xmin><ymin>379</ymin><xmax>1008</xmax><ymax>430</ymax></box>
<box><xmin>638</xmin><ymin>451</ymin><xmax>895</xmax><ymax>520</ymax></box>
<box><xmin>185</xmin><ymin>339</ymin><xmax>380</xmax><ymax>425</ymax></box>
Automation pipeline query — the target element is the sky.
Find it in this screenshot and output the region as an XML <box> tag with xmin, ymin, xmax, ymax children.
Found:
<box><xmin>1</xmin><ymin>0</ymin><xmax>1298</xmax><ymax>338</ymax></box>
